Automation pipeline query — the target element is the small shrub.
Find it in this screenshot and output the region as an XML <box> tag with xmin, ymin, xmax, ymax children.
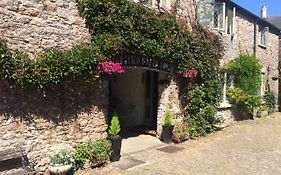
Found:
<box><xmin>228</xmin><ymin>87</ymin><xmax>262</xmax><ymax>116</ymax></box>
<box><xmin>226</xmin><ymin>55</ymin><xmax>262</xmax><ymax>116</ymax></box>
<box><xmin>185</xmin><ymin>104</ymin><xmax>216</xmax><ymax>137</ymax></box>
<box><xmin>227</xmin><ymin>54</ymin><xmax>262</xmax><ymax>95</ymax></box>
<box><xmin>108</xmin><ymin>114</ymin><xmax>121</xmax><ymax>137</ymax></box>
<box><xmin>73</xmin><ymin>139</ymin><xmax>112</xmax><ymax>171</ymax></box>
<box><xmin>172</xmin><ymin>122</ymin><xmax>189</xmax><ymax>143</ymax></box>
<box><xmin>263</xmin><ymin>91</ymin><xmax>276</xmax><ymax>114</ymax></box>
<box><xmin>163</xmin><ymin>109</ymin><xmax>173</xmax><ymax>126</ymax></box>
<box><xmin>49</xmin><ymin>148</ymin><xmax>73</xmax><ymax>166</ymax></box>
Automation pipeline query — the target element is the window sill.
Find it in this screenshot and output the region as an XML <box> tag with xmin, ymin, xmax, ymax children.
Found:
<box><xmin>258</xmin><ymin>44</ymin><xmax>267</xmax><ymax>49</ymax></box>
<box><xmin>219</xmin><ymin>102</ymin><xmax>232</xmax><ymax>109</ymax></box>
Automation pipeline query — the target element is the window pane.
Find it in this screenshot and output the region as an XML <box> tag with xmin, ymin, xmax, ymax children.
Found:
<box><xmin>140</xmin><ymin>0</ymin><xmax>152</xmax><ymax>6</ymax></box>
<box><xmin>214</xmin><ymin>3</ymin><xmax>224</xmax><ymax>29</ymax></box>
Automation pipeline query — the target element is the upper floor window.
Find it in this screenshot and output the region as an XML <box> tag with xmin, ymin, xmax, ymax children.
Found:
<box><xmin>139</xmin><ymin>0</ymin><xmax>154</xmax><ymax>7</ymax></box>
<box><xmin>213</xmin><ymin>2</ymin><xmax>236</xmax><ymax>35</ymax></box>
<box><xmin>214</xmin><ymin>2</ymin><xmax>225</xmax><ymax>30</ymax></box>
<box><xmin>259</xmin><ymin>26</ymin><xmax>269</xmax><ymax>48</ymax></box>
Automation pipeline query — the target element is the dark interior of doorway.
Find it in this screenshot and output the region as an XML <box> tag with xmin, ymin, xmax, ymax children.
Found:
<box><xmin>108</xmin><ymin>70</ymin><xmax>159</xmax><ymax>138</ymax></box>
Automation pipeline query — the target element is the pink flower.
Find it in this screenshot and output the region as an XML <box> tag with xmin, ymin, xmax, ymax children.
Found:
<box><xmin>96</xmin><ymin>57</ymin><xmax>125</xmax><ymax>76</ymax></box>
<box><xmin>182</xmin><ymin>69</ymin><xmax>198</xmax><ymax>78</ymax></box>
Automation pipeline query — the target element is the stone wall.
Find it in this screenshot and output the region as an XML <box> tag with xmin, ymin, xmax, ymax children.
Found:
<box><xmin>0</xmin><ymin>0</ymin><xmax>107</xmax><ymax>172</ymax></box>
<box><xmin>0</xmin><ymin>80</ymin><xmax>108</xmax><ymax>171</ymax></box>
<box><xmin>157</xmin><ymin>73</ymin><xmax>182</xmax><ymax>135</ymax></box>
<box><xmin>0</xmin><ymin>0</ymin><xmax>91</xmax><ymax>58</ymax></box>
<box><xmin>218</xmin><ymin>7</ymin><xmax>280</xmax><ymax>122</ymax></box>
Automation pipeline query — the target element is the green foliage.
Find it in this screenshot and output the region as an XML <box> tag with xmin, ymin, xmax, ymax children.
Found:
<box><xmin>263</xmin><ymin>91</ymin><xmax>276</xmax><ymax>114</ymax></box>
<box><xmin>77</xmin><ymin>0</ymin><xmax>223</xmax><ymax>74</ymax></box>
<box><xmin>49</xmin><ymin>148</ymin><xmax>73</xmax><ymax>166</ymax></box>
<box><xmin>0</xmin><ymin>40</ymin><xmax>101</xmax><ymax>88</ymax></box>
<box><xmin>163</xmin><ymin>109</ymin><xmax>173</xmax><ymax>126</ymax></box>
<box><xmin>184</xmin><ymin>104</ymin><xmax>216</xmax><ymax>137</ymax></box>
<box><xmin>108</xmin><ymin>114</ymin><xmax>121</xmax><ymax>136</ymax></box>
<box><xmin>227</xmin><ymin>54</ymin><xmax>262</xmax><ymax>95</ymax></box>
<box><xmin>0</xmin><ymin>0</ymin><xmax>223</xmax><ymax>137</ymax></box>
<box><xmin>226</xmin><ymin>55</ymin><xmax>262</xmax><ymax>116</ymax></box>
<box><xmin>73</xmin><ymin>139</ymin><xmax>112</xmax><ymax>171</ymax></box>
<box><xmin>172</xmin><ymin>122</ymin><xmax>189</xmax><ymax>142</ymax></box>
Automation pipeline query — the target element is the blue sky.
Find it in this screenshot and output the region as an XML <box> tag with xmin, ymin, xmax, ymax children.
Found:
<box><xmin>232</xmin><ymin>0</ymin><xmax>281</xmax><ymax>16</ymax></box>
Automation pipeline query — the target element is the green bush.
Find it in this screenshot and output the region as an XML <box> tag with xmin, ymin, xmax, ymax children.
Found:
<box><xmin>163</xmin><ymin>109</ymin><xmax>173</xmax><ymax>126</ymax></box>
<box><xmin>0</xmin><ymin>0</ymin><xmax>223</xmax><ymax>137</ymax></box>
<box><xmin>227</xmin><ymin>54</ymin><xmax>262</xmax><ymax>95</ymax></box>
<box><xmin>108</xmin><ymin>114</ymin><xmax>121</xmax><ymax>136</ymax></box>
<box><xmin>226</xmin><ymin>55</ymin><xmax>262</xmax><ymax>116</ymax></box>
<box><xmin>73</xmin><ymin>139</ymin><xmax>112</xmax><ymax>171</ymax></box>
<box><xmin>263</xmin><ymin>91</ymin><xmax>276</xmax><ymax>114</ymax></box>
<box><xmin>185</xmin><ymin>104</ymin><xmax>216</xmax><ymax>137</ymax></box>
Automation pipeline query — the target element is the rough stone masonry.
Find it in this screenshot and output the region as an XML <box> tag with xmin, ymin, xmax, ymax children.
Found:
<box><xmin>0</xmin><ymin>0</ymin><xmax>109</xmax><ymax>172</ymax></box>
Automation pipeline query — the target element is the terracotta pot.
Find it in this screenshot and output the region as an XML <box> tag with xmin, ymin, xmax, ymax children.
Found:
<box><xmin>48</xmin><ymin>164</ymin><xmax>72</xmax><ymax>175</ymax></box>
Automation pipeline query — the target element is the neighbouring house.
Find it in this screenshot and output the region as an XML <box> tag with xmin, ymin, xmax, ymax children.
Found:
<box><xmin>262</xmin><ymin>9</ymin><xmax>281</xmax><ymax>110</ymax></box>
<box><xmin>197</xmin><ymin>0</ymin><xmax>280</xmax><ymax>124</ymax></box>
<box><xmin>0</xmin><ymin>0</ymin><xmax>280</xmax><ymax>172</ymax></box>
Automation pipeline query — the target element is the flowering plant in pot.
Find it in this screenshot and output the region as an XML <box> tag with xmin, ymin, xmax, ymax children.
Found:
<box><xmin>72</xmin><ymin>139</ymin><xmax>111</xmax><ymax>170</ymax></box>
<box><xmin>161</xmin><ymin>109</ymin><xmax>174</xmax><ymax>143</ymax></box>
<box><xmin>90</xmin><ymin>139</ymin><xmax>112</xmax><ymax>167</ymax></box>
<box><xmin>108</xmin><ymin>114</ymin><xmax>122</xmax><ymax>162</ymax></box>
<box><xmin>49</xmin><ymin>148</ymin><xmax>73</xmax><ymax>175</ymax></box>
<box><xmin>172</xmin><ymin>122</ymin><xmax>190</xmax><ymax>143</ymax></box>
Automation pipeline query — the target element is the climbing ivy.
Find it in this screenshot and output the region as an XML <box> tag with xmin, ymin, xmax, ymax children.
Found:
<box><xmin>0</xmin><ymin>0</ymin><xmax>223</xmax><ymax>136</ymax></box>
<box><xmin>0</xmin><ymin>41</ymin><xmax>101</xmax><ymax>88</ymax></box>
<box><xmin>78</xmin><ymin>0</ymin><xmax>223</xmax><ymax>136</ymax></box>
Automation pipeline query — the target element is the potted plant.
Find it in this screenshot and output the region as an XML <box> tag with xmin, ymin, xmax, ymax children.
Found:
<box><xmin>90</xmin><ymin>139</ymin><xmax>112</xmax><ymax>167</ymax></box>
<box><xmin>108</xmin><ymin>114</ymin><xmax>122</xmax><ymax>162</ymax></box>
<box><xmin>172</xmin><ymin>122</ymin><xmax>190</xmax><ymax>143</ymax></box>
<box><xmin>161</xmin><ymin>109</ymin><xmax>174</xmax><ymax>143</ymax></box>
<box><xmin>72</xmin><ymin>139</ymin><xmax>111</xmax><ymax>170</ymax></box>
<box><xmin>49</xmin><ymin>148</ymin><xmax>73</xmax><ymax>175</ymax></box>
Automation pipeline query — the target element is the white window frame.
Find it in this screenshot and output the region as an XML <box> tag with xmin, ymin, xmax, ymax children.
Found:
<box><xmin>213</xmin><ymin>2</ymin><xmax>236</xmax><ymax>36</ymax></box>
<box><xmin>213</xmin><ymin>2</ymin><xmax>226</xmax><ymax>31</ymax></box>
<box><xmin>260</xmin><ymin>72</ymin><xmax>266</xmax><ymax>97</ymax></box>
<box><xmin>220</xmin><ymin>72</ymin><xmax>233</xmax><ymax>108</ymax></box>
<box><xmin>138</xmin><ymin>0</ymin><xmax>156</xmax><ymax>8</ymax></box>
<box><xmin>259</xmin><ymin>26</ymin><xmax>269</xmax><ymax>48</ymax></box>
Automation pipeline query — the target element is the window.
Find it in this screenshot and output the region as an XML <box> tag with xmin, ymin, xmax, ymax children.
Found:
<box><xmin>220</xmin><ymin>72</ymin><xmax>233</xmax><ymax>106</ymax></box>
<box><xmin>214</xmin><ymin>2</ymin><xmax>225</xmax><ymax>30</ymax></box>
<box><xmin>259</xmin><ymin>27</ymin><xmax>269</xmax><ymax>47</ymax></box>
<box><xmin>213</xmin><ymin>2</ymin><xmax>236</xmax><ymax>35</ymax></box>
<box><xmin>139</xmin><ymin>0</ymin><xmax>155</xmax><ymax>7</ymax></box>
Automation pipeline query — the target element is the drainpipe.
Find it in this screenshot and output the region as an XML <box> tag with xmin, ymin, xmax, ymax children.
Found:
<box><xmin>253</xmin><ymin>18</ymin><xmax>259</xmax><ymax>57</ymax></box>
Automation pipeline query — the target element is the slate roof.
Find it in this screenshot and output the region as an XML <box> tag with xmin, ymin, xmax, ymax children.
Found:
<box><xmin>265</xmin><ymin>16</ymin><xmax>281</xmax><ymax>30</ymax></box>
<box><xmin>219</xmin><ymin>0</ymin><xmax>281</xmax><ymax>33</ymax></box>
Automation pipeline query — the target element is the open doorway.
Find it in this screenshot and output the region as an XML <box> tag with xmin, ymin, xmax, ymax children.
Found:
<box><xmin>108</xmin><ymin>69</ymin><xmax>159</xmax><ymax>137</ymax></box>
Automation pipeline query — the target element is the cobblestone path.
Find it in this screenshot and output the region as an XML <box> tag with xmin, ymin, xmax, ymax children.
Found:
<box><xmin>77</xmin><ymin>113</ymin><xmax>281</xmax><ymax>175</ymax></box>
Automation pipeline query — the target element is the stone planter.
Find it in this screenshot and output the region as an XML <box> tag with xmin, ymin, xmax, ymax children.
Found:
<box><xmin>48</xmin><ymin>164</ymin><xmax>72</xmax><ymax>175</ymax></box>
<box><xmin>162</xmin><ymin>125</ymin><xmax>174</xmax><ymax>143</ymax></box>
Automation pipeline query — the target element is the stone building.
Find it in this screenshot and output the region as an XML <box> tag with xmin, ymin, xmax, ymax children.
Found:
<box><xmin>0</xmin><ymin>0</ymin><xmax>280</xmax><ymax>172</ymax></box>
<box><xmin>197</xmin><ymin>0</ymin><xmax>280</xmax><ymax>124</ymax></box>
